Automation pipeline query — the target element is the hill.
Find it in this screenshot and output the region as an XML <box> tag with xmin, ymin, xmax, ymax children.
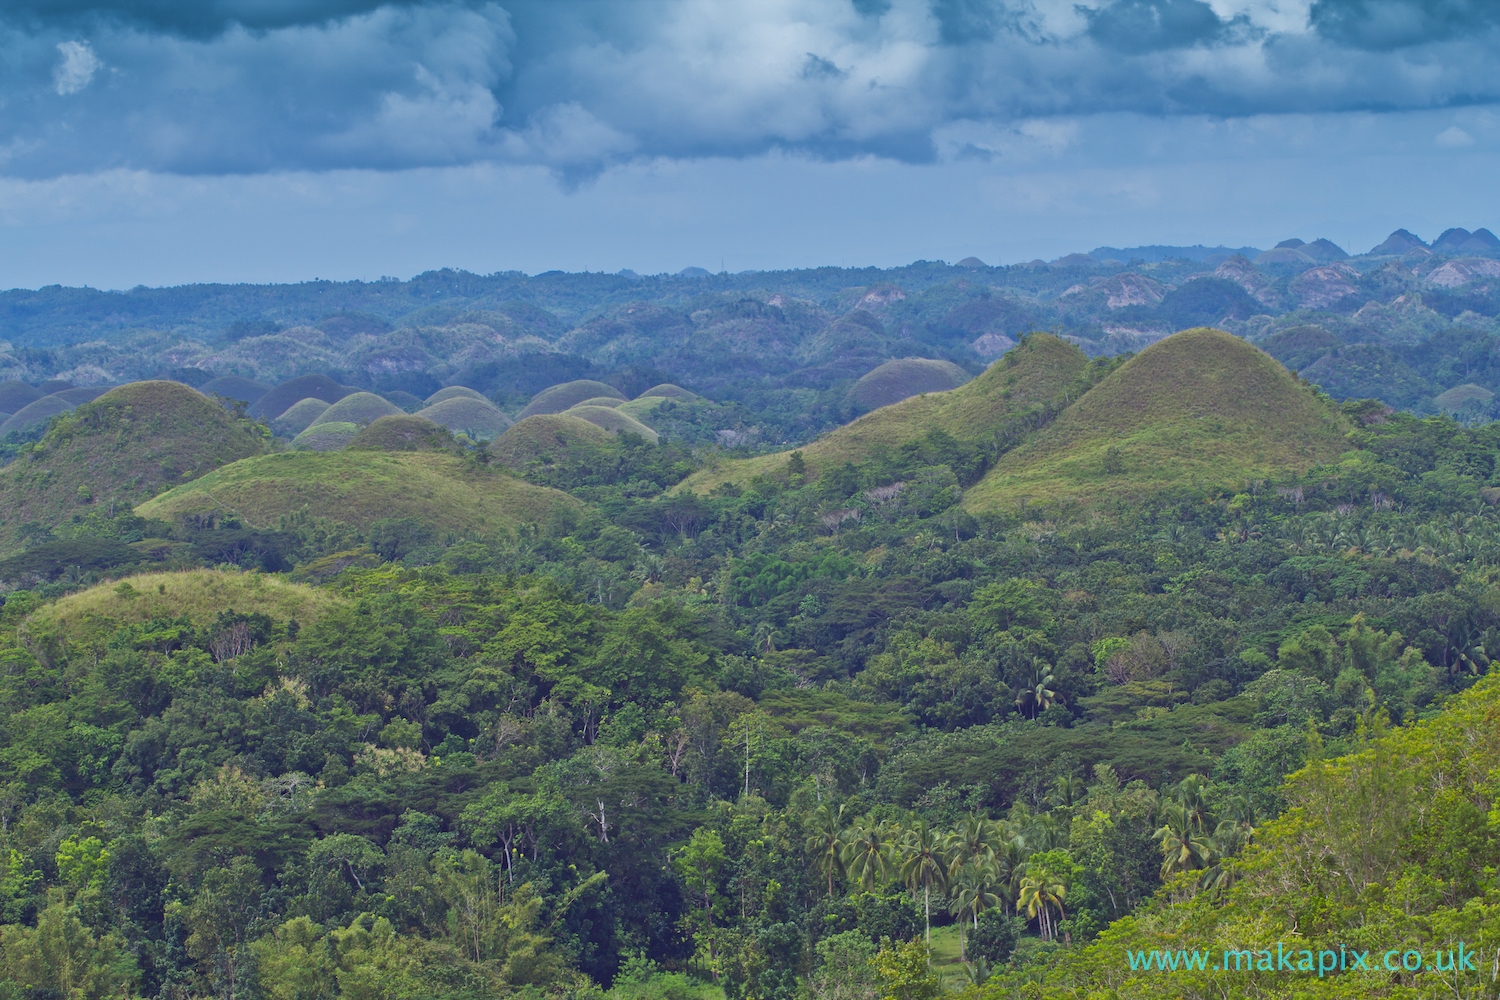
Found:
<box><xmin>517</xmin><ymin>380</ymin><xmax>626</xmax><ymax>418</ymax></box>
<box><xmin>291</xmin><ymin>421</ymin><xmax>361</xmax><ymax>451</ymax></box>
<box><xmin>136</xmin><ymin>450</ymin><xmax>580</xmax><ymax>534</ymax></box>
<box><xmin>425</xmin><ymin>386</ymin><xmax>488</xmax><ymax>405</ymax></box>
<box><xmin>962</xmin><ymin>328</ymin><xmax>1351</xmax><ymax>511</ymax></box>
<box><xmin>416</xmin><ymin>397</ymin><xmax>513</xmax><ymax>440</ymax></box>
<box><xmin>271</xmin><ymin>397</ymin><xmax>330</xmax><ymax>435</ymax></box>
<box><xmin>347</xmin><ymin>414</ymin><xmax>455</xmax><ymax>451</ymax></box>
<box><xmin>847</xmin><ymin>357</ymin><xmax>970</xmax><ymax>412</ymax></box>
<box><xmin>488</xmin><ymin>414</ymin><xmax>615</xmax><ymax>470</ymax></box>
<box><xmin>200</xmin><ymin>375</ymin><xmax>271</xmax><ymax>405</ymax></box>
<box><xmin>677</xmin><ymin>333</ymin><xmax>1090</xmax><ymax>493</ymax></box>
<box><xmin>563</xmin><ymin>404</ymin><xmax>660</xmax><ymax>443</ymax></box>
<box><xmin>27</xmin><ymin>568</ymin><xmax>346</xmax><ymax>645</ymax></box>
<box><xmin>249</xmin><ymin>374</ymin><xmax>353</xmax><ymax>420</ymax></box>
<box><xmin>309</xmin><ymin>391</ymin><xmax>403</xmax><ymax>427</ymax></box>
<box><xmin>0</xmin><ymin>381</ymin><xmax>270</xmax><ymax>553</ymax></box>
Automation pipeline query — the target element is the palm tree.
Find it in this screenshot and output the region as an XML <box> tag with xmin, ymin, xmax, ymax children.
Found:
<box><xmin>948</xmin><ymin>860</ymin><xmax>1002</xmax><ymax>960</ymax></box>
<box><xmin>1045</xmin><ymin>774</ymin><xmax>1086</xmax><ymax>811</ymax></box>
<box><xmin>898</xmin><ymin>820</ymin><xmax>951</xmax><ymax>946</ymax></box>
<box><xmin>1170</xmin><ymin>775</ymin><xmax>1212</xmax><ymax>832</ymax></box>
<box><xmin>1154</xmin><ymin>801</ymin><xmax>1212</xmax><ymax>876</ymax></box>
<box><xmin>805</xmin><ymin>804</ymin><xmax>847</xmax><ymax>898</ymax></box>
<box><xmin>946</xmin><ymin>813</ymin><xmax>999</xmax><ymax>872</ymax></box>
<box><xmin>1017</xmin><ymin>871</ymin><xmax>1066</xmax><ymax>941</ymax></box>
<box><xmin>1013</xmin><ymin>659</ymin><xmax>1060</xmax><ymax>719</ymax></box>
<box><xmin>841</xmin><ymin>816</ymin><xmax>896</xmax><ymax>891</ymax></box>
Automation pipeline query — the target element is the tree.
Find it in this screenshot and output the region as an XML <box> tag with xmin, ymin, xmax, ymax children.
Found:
<box><xmin>842</xmin><ymin>817</ymin><xmax>896</xmax><ymax>891</ymax></box>
<box><xmin>947</xmin><ymin>860</ymin><xmax>1001</xmax><ymax>960</ymax></box>
<box><xmin>1016</xmin><ymin>870</ymin><xmax>1066</xmax><ymax>942</ymax></box>
<box><xmin>1154</xmin><ymin>801</ymin><xmax>1212</xmax><ymax>876</ymax></box>
<box><xmin>870</xmin><ymin>938</ymin><xmax>939</xmax><ymax>1000</ymax></box>
<box><xmin>179</xmin><ymin>856</ymin><xmax>264</xmax><ymax>1000</ymax></box>
<box><xmin>897</xmin><ymin>821</ymin><xmax>949</xmax><ymax>946</ymax></box>
<box><xmin>805</xmin><ymin>803</ymin><xmax>848</xmax><ymax>898</ymax></box>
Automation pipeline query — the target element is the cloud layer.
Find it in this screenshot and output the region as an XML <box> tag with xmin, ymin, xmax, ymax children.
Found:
<box><xmin>2</xmin><ymin>0</ymin><xmax>1499</xmax><ymax>178</ymax></box>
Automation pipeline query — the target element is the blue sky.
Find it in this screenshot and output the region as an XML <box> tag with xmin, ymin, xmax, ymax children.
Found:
<box><xmin>2</xmin><ymin>0</ymin><xmax>1498</xmax><ymax>288</ymax></box>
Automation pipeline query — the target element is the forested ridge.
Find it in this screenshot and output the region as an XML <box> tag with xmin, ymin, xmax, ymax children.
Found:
<box><xmin>4</xmin><ymin>331</ymin><xmax>1500</xmax><ymax>1000</ymax></box>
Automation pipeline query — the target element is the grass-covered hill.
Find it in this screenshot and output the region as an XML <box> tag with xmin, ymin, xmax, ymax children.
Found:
<box><xmin>677</xmin><ymin>333</ymin><xmax>1090</xmax><ymax>493</ymax></box>
<box><xmin>135</xmin><ymin>449</ymin><xmax>579</xmax><ymax>534</ymax></box>
<box><xmin>847</xmin><ymin>357</ymin><xmax>971</xmax><ymax>412</ymax></box>
<box><xmin>28</xmin><ymin>567</ymin><xmax>345</xmax><ymax>643</ymax></box>
<box><xmin>347</xmin><ymin>414</ymin><xmax>454</xmax><ymax>451</ymax></box>
<box><xmin>963</xmin><ymin>328</ymin><xmax>1352</xmax><ymax>511</ymax></box>
<box><xmin>0</xmin><ymin>381</ymin><xmax>269</xmax><ymax>553</ymax></box>
<box><xmin>488</xmin><ymin>413</ymin><xmax>615</xmax><ymax>470</ymax></box>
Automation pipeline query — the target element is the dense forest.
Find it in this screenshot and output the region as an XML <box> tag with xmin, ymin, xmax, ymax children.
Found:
<box><xmin>2</xmin><ymin>320</ymin><xmax>1500</xmax><ymax>999</ymax></box>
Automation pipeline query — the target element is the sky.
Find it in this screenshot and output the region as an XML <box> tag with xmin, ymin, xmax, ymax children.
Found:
<box><xmin>2</xmin><ymin>0</ymin><xmax>1498</xmax><ymax>289</ymax></box>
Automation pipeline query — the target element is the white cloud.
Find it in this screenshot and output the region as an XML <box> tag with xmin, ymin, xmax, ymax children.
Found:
<box><xmin>53</xmin><ymin>40</ymin><xmax>102</xmax><ymax>95</ymax></box>
<box><xmin>1436</xmin><ymin>125</ymin><xmax>1475</xmax><ymax>148</ymax></box>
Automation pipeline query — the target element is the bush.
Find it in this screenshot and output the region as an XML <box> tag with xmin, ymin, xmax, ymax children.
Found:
<box><xmin>967</xmin><ymin>910</ymin><xmax>1022</xmax><ymax>965</ymax></box>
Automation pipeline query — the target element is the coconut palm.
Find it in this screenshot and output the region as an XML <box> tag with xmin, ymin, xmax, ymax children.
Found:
<box><xmin>841</xmin><ymin>816</ymin><xmax>896</xmax><ymax>891</ymax></box>
<box><xmin>946</xmin><ymin>813</ymin><xmax>999</xmax><ymax>872</ymax></box>
<box><xmin>1045</xmin><ymin>774</ymin><xmax>1087</xmax><ymax>811</ymax></box>
<box><xmin>1154</xmin><ymin>801</ymin><xmax>1212</xmax><ymax>876</ymax></box>
<box><xmin>898</xmin><ymin>820</ymin><xmax>951</xmax><ymax>945</ymax></box>
<box><xmin>805</xmin><ymin>803</ymin><xmax>848</xmax><ymax>898</ymax></box>
<box><xmin>1016</xmin><ymin>871</ymin><xmax>1066</xmax><ymax>941</ymax></box>
<box><xmin>1013</xmin><ymin>659</ymin><xmax>1060</xmax><ymax>719</ymax></box>
<box><xmin>948</xmin><ymin>860</ymin><xmax>1002</xmax><ymax>960</ymax></box>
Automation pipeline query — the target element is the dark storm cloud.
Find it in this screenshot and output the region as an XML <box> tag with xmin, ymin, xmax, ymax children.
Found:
<box><xmin>0</xmin><ymin>0</ymin><xmax>425</xmax><ymax>37</ymax></box>
<box><xmin>1310</xmin><ymin>0</ymin><xmax>1500</xmax><ymax>50</ymax></box>
<box><xmin>1084</xmin><ymin>0</ymin><xmax>1236</xmax><ymax>53</ymax></box>
<box><xmin>1</xmin><ymin>0</ymin><xmax>1499</xmax><ymax>180</ymax></box>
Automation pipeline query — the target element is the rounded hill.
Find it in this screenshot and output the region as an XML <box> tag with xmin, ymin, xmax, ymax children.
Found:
<box><xmin>677</xmin><ymin>333</ymin><xmax>1089</xmax><ymax>494</ymax></box>
<box><xmin>250</xmin><ymin>374</ymin><xmax>353</xmax><ymax>420</ymax></box>
<box><xmin>638</xmin><ymin>383</ymin><xmax>697</xmax><ymax>401</ymax></box>
<box><xmin>0</xmin><ymin>381</ymin><xmax>270</xmax><ymax>553</ymax></box>
<box><xmin>293</xmin><ymin>422</ymin><xmax>361</xmax><ymax>451</ymax></box>
<box><xmin>1</xmin><ymin>395</ymin><xmax>75</xmax><ymax>436</ymax></box>
<box><xmin>0</xmin><ymin>382</ymin><xmax>44</xmax><ymax>413</ymax></box>
<box><xmin>848</xmin><ymin>358</ymin><xmax>970</xmax><ymax>412</ymax></box>
<box><xmin>416</xmin><ymin>397</ymin><xmax>512</xmax><ymax>440</ymax></box>
<box><xmin>136</xmin><ymin>450</ymin><xmax>580</xmax><ymax>536</ymax></box>
<box><xmin>518</xmin><ymin>380</ymin><xmax>626</xmax><ymax>418</ymax></box>
<box><xmin>201</xmin><ymin>375</ymin><xmax>272</xmax><ymax>405</ymax></box>
<box><xmin>310</xmin><ymin>391</ymin><xmax>403</xmax><ymax>427</ymax></box>
<box><xmin>348</xmin><ymin>414</ymin><xmax>454</xmax><ymax>451</ymax></box>
<box><xmin>489</xmin><ymin>414</ymin><xmax>614</xmax><ymax>470</ymax></box>
<box><xmin>963</xmin><ymin>327</ymin><xmax>1352</xmax><ymax>511</ymax></box>
<box><xmin>564</xmin><ymin>405</ymin><xmax>660</xmax><ymax>443</ymax></box>
<box><xmin>426</xmin><ymin>386</ymin><xmax>488</xmax><ymax>405</ymax></box>
<box><xmin>272</xmin><ymin>397</ymin><xmax>330</xmax><ymax>436</ymax></box>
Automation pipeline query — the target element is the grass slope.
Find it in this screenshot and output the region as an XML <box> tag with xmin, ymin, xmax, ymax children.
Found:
<box><xmin>28</xmin><ymin>568</ymin><xmax>345</xmax><ymax>645</ymax></box>
<box><xmin>963</xmin><ymin>327</ymin><xmax>1351</xmax><ymax>511</ymax></box>
<box><xmin>488</xmin><ymin>414</ymin><xmax>614</xmax><ymax>470</ymax></box>
<box><xmin>639</xmin><ymin>383</ymin><xmax>697</xmax><ymax>401</ymax></box>
<box><xmin>292</xmin><ymin>421</ymin><xmax>360</xmax><ymax>451</ymax></box>
<box><xmin>425</xmin><ymin>386</ymin><xmax>488</xmax><ymax>405</ymax></box>
<box><xmin>677</xmin><ymin>333</ymin><xmax>1090</xmax><ymax>494</ymax></box>
<box><xmin>272</xmin><ymin>397</ymin><xmax>331</xmax><ymax>436</ymax></box>
<box><xmin>0</xmin><ymin>381</ymin><xmax>270</xmax><ymax>553</ymax></box>
<box><xmin>136</xmin><ymin>450</ymin><xmax>579</xmax><ymax>534</ymax></box>
<box><xmin>0</xmin><ymin>396</ymin><xmax>74</xmax><ymax>435</ymax></box>
<box><xmin>250</xmin><ymin>374</ymin><xmax>353</xmax><ymax>421</ymax></box>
